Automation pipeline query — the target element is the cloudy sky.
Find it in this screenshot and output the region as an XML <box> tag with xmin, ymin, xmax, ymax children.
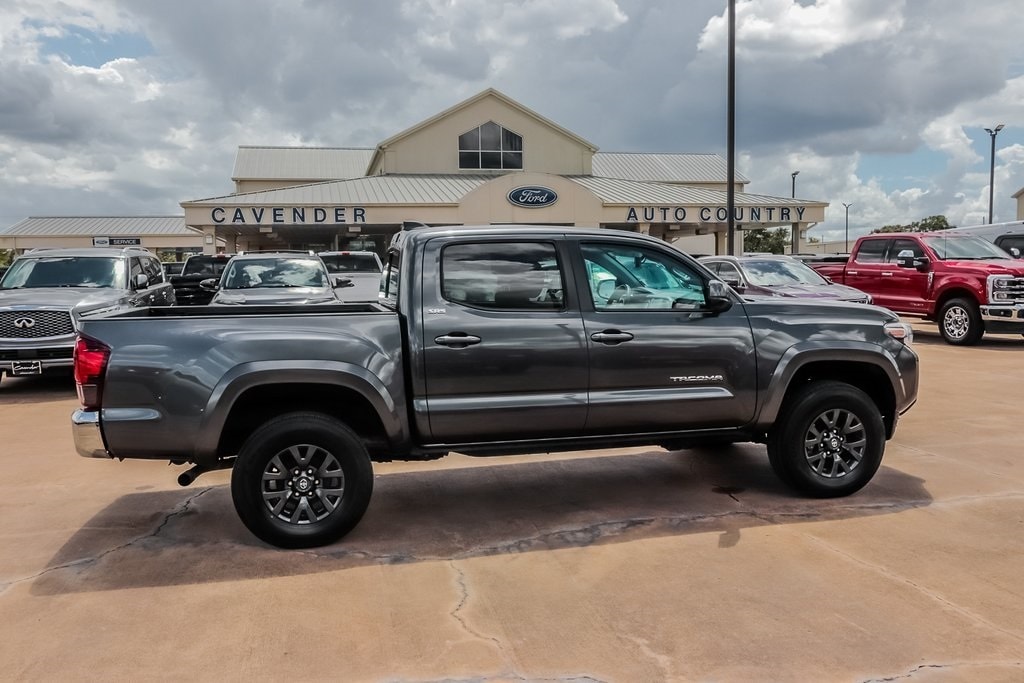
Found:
<box><xmin>1</xmin><ymin>0</ymin><xmax>1022</xmax><ymax>243</ymax></box>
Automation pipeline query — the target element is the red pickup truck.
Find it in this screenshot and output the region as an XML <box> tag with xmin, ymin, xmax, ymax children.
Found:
<box><xmin>812</xmin><ymin>232</ymin><xmax>1024</xmax><ymax>345</ymax></box>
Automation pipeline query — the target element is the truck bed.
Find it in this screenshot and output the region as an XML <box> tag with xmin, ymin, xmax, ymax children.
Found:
<box><xmin>91</xmin><ymin>302</ymin><xmax>391</xmax><ymax>319</ymax></box>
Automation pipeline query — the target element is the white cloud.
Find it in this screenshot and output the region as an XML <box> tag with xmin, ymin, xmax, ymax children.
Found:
<box><xmin>0</xmin><ymin>0</ymin><xmax>1021</xmax><ymax>236</ymax></box>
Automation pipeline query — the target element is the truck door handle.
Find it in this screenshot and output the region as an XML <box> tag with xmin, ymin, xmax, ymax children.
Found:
<box><xmin>881</xmin><ymin>271</ymin><xmax>893</xmax><ymax>276</ymax></box>
<box><xmin>847</xmin><ymin>270</ymin><xmax>859</xmax><ymax>275</ymax></box>
<box><xmin>591</xmin><ymin>330</ymin><xmax>634</xmax><ymax>345</ymax></box>
<box><xmin>434</xmin><ymin>333</ymin><xmax>482</xmax><ymax>347</ymax></box>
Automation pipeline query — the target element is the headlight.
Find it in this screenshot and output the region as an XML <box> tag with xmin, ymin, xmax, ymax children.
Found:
<box><xmin>884</xmin><ymin>321</ymin><xmax>913</xmax><ymax>345</ymax></box>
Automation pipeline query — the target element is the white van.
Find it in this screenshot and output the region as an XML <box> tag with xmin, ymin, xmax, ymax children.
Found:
<box><xmin>945</xmin><ymin>221</ymin><xmax>1024</xmax><ymax>258</ymax></box>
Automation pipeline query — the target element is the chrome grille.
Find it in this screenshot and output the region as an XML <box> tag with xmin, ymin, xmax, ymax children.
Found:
<box><xmin>1006</xmin><ymin>277</ymin><xmax>1024</xmax><ymax>303</ymax></box>
<box><xmin>0</xmin><ymin>311</ymin><xmax>75</xmax><ymax>339</ymax></box>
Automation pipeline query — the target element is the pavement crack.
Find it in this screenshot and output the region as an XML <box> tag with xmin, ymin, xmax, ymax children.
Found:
<box><xmin>861</xmin><ymin>660</ymin><xmax>1024</xmax><ymax>682</ymax></box>
<box><xmin>0</xmin><ymin>487</ymin><xmax>213</xmax><ymax>595</ymax></box>
<box><xmin>448</xmin><ymin>560</ymin><xmax>511</xmax><ymax>659</ymax></box>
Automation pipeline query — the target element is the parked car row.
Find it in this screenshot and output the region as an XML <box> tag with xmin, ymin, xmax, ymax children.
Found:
<box><xmin>0</xmin><ymin>247</ymin><xmax>385</xmax><ymax>383</ymax></box>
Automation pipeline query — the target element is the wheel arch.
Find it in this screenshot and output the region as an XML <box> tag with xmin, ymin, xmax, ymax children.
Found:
<box><xmin>194</xmin><ymin>361</ymin><xmax>410</xmax><ymax>463</ymax></box>
<box><xmin>934</xmin><ymin>286</ymin><xmax>981</xmax><ymax>313</ymax></box>
<box><xmin>756</xmin><ymin>350</ymin><xmax>899</xmax><ymax>439</ymax></box>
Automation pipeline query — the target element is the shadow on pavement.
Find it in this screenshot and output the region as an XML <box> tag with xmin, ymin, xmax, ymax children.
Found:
<box><xmin>909</xmin><ymin>327</ymin><xmax>1024</xmax><ymax>349</ymax></box>
<box><xmin>0</xmin><ymin>373</ymin><xmax>76</xmax><ymax>404</ymax></box>
<box><xmin>32</xmin><ymin>446</ymin><xmax>931</xmax><ymax>595</ymax></box>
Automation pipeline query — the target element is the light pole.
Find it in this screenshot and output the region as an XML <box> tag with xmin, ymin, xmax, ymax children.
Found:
<box><xmin>842</xmin><ymin>202</ymin><xmax>853</xmax><ymax>252</ymax></box>
<box><xmin>790</xmin><ymin>171</ymin><xmax>800</xmax><ymax>253</ymax></box>
<box><xmin>726</xmin><ymin>0</ymin><xmax>736</xmax><ymax>255</ymax></box>
<box><xmin>984</xmin><ymin>124</ymin><xmax>1004</xmax><ymax>224</ymax></box>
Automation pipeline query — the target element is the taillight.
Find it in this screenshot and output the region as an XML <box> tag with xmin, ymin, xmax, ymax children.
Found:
<box><xmin>74</xmin><ymin>334</ymin><xmax>111</xmax><ymax>410</ymax></box>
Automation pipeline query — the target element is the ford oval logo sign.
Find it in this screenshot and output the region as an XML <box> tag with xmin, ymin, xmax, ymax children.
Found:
<box><xmin>507</xmin><ymin>186</ymin><xmax>558</xmax><ymax>209</ymax></box>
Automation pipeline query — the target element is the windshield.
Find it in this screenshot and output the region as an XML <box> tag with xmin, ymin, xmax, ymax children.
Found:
<box><xmin>922</xmin><ymin>235</ymin><xmax>1013</xmax><ymax>260</ymax></box>
<box><xmin>0</xmin><ymin>256</ymin><xmax>124</xmax><ymax>289</ymax></box>
<box><xmin>741</xmin><ymin>259</ymin><xmax>828</xmax><ymax>286</ymax></box>
<box><xmin>183</xmin><ymin>257</ymin><xmax>231</xmax><ymax>276</ymax></box>
<box><xmin>221</xmin><ymin>258</ymin><xmax>327</xmax><ymax>289</ymax></box>
<box><xmin>321</xmin><ymin>253</ymin><xmax>381</xmax><ymax>273</ymax></box>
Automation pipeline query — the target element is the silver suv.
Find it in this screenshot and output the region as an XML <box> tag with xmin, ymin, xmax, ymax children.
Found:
<box><xmin>0</xmin><ymin>247</ymin><xmax>174</xmax><ymax>382</ymax></box>
<box><xmin>204</xmin><ymin>252</ymin><xmax>339</xmax><ymax>305</ymax></box>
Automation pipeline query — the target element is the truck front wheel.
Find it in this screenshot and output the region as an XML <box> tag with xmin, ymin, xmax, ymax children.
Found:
<box><xmin>231</xmin><ymin>412</ymin><xmax>374</xmax><ymax>548</ymax></box>
<box><xmin>939</xmin><ymin>297</ymin><xmax>983</xmax><ymax>345</ymax></box>
<box><xmin>767</xmin><ymin>381</ymin><xmax>885</xmax><ymax>498</ymax></box>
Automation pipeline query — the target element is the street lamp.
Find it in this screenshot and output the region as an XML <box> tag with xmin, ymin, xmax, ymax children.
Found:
<box><xmin>842</xmin><ymin>202</ymin><xmax>853</xmax><ymax>252</ymax></box>
<box><xmin>790</xmin><ymin>171</ymin><xmax>800</xmax><ymax>253</ymax></box>
<box><xmin>984</xmin><ymin>124</ymin><xmax>1004</xmax><ymax>224</ymax></box>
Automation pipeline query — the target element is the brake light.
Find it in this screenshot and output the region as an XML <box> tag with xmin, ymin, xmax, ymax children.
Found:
<box><xmin>74</xmin><ymin>335</ymin><xmax>111</xmax><ymax>410</ymax></box>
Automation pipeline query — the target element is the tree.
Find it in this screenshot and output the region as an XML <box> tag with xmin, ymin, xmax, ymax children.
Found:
<box><xmin>742</xmin><ymin>227</ymin><xmax>789</xmax><ymax>254</ymax></box>
<box><xmin>872</xmin><ymin>215</ymin><xmax>954</xmax><ymax>234</ymax></box>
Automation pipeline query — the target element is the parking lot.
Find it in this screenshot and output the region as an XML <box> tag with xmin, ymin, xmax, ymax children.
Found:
<box><xmin>1</xmin><ymin>325</ymin><xmax>1022</xmax><ymax>682</ymax></box>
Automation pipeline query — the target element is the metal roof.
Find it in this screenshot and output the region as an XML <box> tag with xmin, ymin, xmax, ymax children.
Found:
<box><xmin>186</xmin><ymin>175</ymin><xmax>492</xmax><ymax>206</ymax></box>
<box><xmin>232</xmin><ymin>146</ymin><xmax>375</xmax><ymax>181</ymax></box>
<box><xmin>592</xmin><ymin>153</ymin><xmax>749</xmax><ymax>184</ymax></box>
<box><xmin>568</xmin><ymin>176</ymin><xmax>820</xmax><ymax>206</ymax></box>
<box><xmin>186</xmin><ymin>174</ymin><xmax>819</xmax><ymax>208</ymax></box>
<box><xmin>0</xmin><ymin>216</ymin><xmax>197</xmax><ymax>236</ymax></box>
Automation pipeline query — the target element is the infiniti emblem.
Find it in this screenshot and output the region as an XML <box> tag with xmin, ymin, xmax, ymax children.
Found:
<box><xmin>13</xmin><ymin>317</ymin><xmax>36</xmax><ymax>329</ymax></box>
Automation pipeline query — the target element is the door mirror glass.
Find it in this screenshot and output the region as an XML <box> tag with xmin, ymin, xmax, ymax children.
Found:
<box><xmin>706</xmin><ymin>280</ymin><xmax>733</xmax><ymax>313</ymax></box>
<box><xmin>133</xmin><ymin>273</ymin><xmax>149</xmax><ymax>290</ymax></box>
<box><xmin>596</xmin><ymin>278</ymin><xmax>616</xmax><ymax>300</ymax></box>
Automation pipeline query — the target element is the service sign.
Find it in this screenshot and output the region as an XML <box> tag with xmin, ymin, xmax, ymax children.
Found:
<box><xmin>507</xmin><ymin>186</ymin><xmax>558</xmax><ymax>209</ymax></box>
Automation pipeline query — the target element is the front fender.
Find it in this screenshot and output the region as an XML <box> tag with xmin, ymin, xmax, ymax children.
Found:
<box><xmin>753</xmin><ymin>341</ymin><xmax>912</xmax><ymax>429</ymax></box>
<box><xmin>193</xmin><ymin>360</ymin><xmax>409</xmax><ymax>460</ymax></box>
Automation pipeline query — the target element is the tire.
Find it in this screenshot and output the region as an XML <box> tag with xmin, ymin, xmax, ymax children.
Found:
<box><xmin>766</xmin><ymin>381</ymin><xmax>885</xmax><ymax>498</ymax></box>
<box><xmin>939</xmin><ymin>297</ymin><xmax>983</xmax><ymax>346</ymax></box>
<box><xmin>231</xmin><ymin>412</ymin><xmax>374</xmax><ymax>548</ymax></box>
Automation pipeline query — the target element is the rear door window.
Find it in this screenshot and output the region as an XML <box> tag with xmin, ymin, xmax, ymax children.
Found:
<box><xmin>854</xmin><ymin>239</ymin><xmax>888</xmax><ymax>263</ymax></box>
<box><xmin>441</xmin><ymin>242</ymin><xmax>565</xmax><ymax>310</ymax></box>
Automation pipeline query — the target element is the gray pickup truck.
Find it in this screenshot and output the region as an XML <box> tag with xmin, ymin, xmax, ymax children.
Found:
<box><xmin>72</xmin><ymin>225</ymin><xmax>919</xmax><ymax>548</ymax></box>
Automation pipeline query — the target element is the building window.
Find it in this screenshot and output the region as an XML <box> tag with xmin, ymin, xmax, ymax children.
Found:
<box><xmin>458</xmin><ymin>122</ymin><xmax>523</xmax><ymax>170</ymax></box>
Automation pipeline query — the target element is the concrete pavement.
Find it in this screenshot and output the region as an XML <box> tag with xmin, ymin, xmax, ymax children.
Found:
<box><xmin>0</xmin><ymin>330</ymin><xmax>1022</xmax><ymax>681</ymax></box>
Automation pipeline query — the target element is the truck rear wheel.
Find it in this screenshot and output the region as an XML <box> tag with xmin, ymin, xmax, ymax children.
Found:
<box><xmin>939</xmin><ymin>297</ymin><xmax>983</xmax><ymax>345</ymax></box>
<box><xmin>767</xmin><ymin>381</ymin><xmax>885</xmax><ymax>498</ymax></box>
<box><xmin>231</xmin><ymin>412</ymin><xmax>373</xmax><ymax>548</ymax></box>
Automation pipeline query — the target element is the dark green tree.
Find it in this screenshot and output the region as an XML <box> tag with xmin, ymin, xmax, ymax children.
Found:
<box><xmin>742</xmin><ymin>227</ymin><xmax>789</xmax><ymax>253</ymax></box>
<box><xmin>872</xmin><ymin>215</ymin><xmax>954</xmax><ymax>234</ymax></box>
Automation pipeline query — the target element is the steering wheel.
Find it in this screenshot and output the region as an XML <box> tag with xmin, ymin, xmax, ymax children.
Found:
<box><xmin>607</xmin><ymin>283</ymin><xmax>632</xmax><ymax>304</ymax></box>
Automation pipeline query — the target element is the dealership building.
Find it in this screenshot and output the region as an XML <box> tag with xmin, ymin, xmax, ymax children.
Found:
<box><xmin>2</xmin><ymin>89</ymin><xmax>828</xmax><ymax>257</ymax></box>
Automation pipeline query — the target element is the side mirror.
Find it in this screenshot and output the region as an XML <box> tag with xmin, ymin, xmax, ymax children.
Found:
<box><xmin>895</xmin><ymin>249</ymin><xmax>929</xmax><ymax>271</ymax></box>
<box><xmin>133</xmin><ymin>273</ymin><xmax>149</xmax><ymax>290</ymax></box>
<box><xmin>596</xmin><ymin>278</ymin><xmax>616</xmax><ymax>300</ymax></box>
<box><xmin>722</xmin><ymin>277</ymin><xmax>743</xmax><ymax>292</ymax></box>
<box><xmin>1010</xmin><ymin>247</ymin><xmax>1021</xmax><ymax>259</ymax></box>
<box><xmin>333</xmin><ymin>276</ymin><xmax>354</xmax><ymax>288</ymax></box>
<box><xmin>199</xmin><ymin>278</ymin><xmax>219</xmax><ymax>291</ymax></box>
<box><xmin>705</xmin><ymin>280</ymin><xmax>734</xmax><ymax>314</ymax></box>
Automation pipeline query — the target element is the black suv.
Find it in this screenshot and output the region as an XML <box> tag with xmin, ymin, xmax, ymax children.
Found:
<box><xmin>0</xmin><ymin>247</ymin><xmax>174</xmax><ymax>382</ymax></box>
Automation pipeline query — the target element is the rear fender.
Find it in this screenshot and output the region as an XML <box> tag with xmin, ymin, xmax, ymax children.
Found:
<box><xmin>194</xmin><ymin>360</ymin><xmax>408</xmax><ymax>460</ymax></box>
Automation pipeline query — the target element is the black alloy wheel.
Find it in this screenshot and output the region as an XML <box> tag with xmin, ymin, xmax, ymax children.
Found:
<box><xmin>231</xmin><ymin>412</ymin><xmax>374</xmax><ymax>548</ymax></box>
<box><xmin>767</xmin><ymin>381</ymin><xmax>885</xmax><ymax>498</ymax></box>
